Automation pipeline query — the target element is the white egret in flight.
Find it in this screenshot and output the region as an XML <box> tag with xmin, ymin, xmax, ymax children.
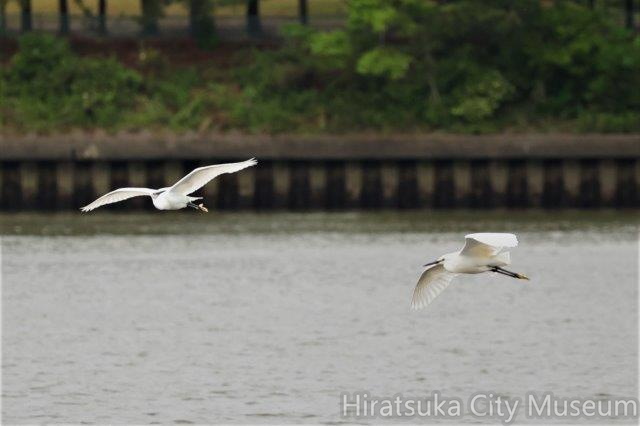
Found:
<box><xmin>81</xmin><ymin>158</ymin><xmax>257</xmax><ymax>212</ymax></box>
<box><xmin>411</xmin><ymin>233</ymin><xmax>529</xmax><ymax>310</ymax></box>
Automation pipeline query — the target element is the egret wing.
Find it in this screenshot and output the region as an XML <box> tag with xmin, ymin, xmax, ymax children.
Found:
<box><xmin>168</xmin><ymin>158</ymin><xmax>257</xmax><ymax>196</ymax></box>
<box><xmin>460</xmin><ymin>233</ymin><xmax>518</xmax><ymax>257</ymax></box>
<box><xmin>81</xmin><ymin>188</ymin><xmax>155</xmax><ymax>212</ymax></box>
<box><xmin>410</xmin><ymin>264</ymin><xmax>457</xmax><ymax>310</ymax></box>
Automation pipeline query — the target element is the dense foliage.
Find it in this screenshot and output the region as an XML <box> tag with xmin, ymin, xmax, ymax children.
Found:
<box><xmin>240</xmin><ymin>0</ymin><xmax>640</xmax><ymax>132</ymax></box>
<box><xmin>1</xmin><ymin>0</ymin><xmax>639</xmax><ymax>133</ymax></box>
<box><xmin>1</xmin><ymin>34</ymin><xmax>142</xmax><ymax>130</ymax></box>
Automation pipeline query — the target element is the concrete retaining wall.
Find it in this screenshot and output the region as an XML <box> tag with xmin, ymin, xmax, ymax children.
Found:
<box><xmin>1</xmin><ymin>134</ymin><xmax>639</xmax><ymax>210</ymax></box>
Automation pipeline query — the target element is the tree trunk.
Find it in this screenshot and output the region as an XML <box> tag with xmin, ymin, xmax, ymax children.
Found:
<box><xmin>246</xmin><ymin>0</ymin><xmax>261</xmax><ymax>37</ymax></box>
<box><xmin>190</xmin><ymin>0</ymin><xmax>214</xmax><ymax>39</ymax></box>
<box><xmin>0</xmin><ymin>0</ymin><xmax>8</xmax><ymax>34</ymax></box>
<box><xmin>58</xmin><ymin>0</ymin><xmax>69</xmax><ymax>34</ymax></box>
<box><xmin>141</xmin><ymin>0</ymin><xmax>159</xmax><ymax>35</ymax></box>
<box><xmin>21</xmin><ymin>0</ymin><xmax>32</xmax><ymax>32</ymax></box>
<box><xmin>625</xmin><ymin>0</ymin><xmax>634</xmax><ymax>29</ymax></box>
<box><xmin>98</xmin><ymin>0</ymin><xmax>106</xmax><ymax>34</ymax></box>
<box><xmin>299</xmin><ymin>0</ymin><xmax>308</xmax><ymax>25</ymax></box>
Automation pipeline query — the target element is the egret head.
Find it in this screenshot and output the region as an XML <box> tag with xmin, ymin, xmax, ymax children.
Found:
<box><xmin>423</xmin><ymin>252</ymin><xmax>458</xmax><ymax>267</ymax></box>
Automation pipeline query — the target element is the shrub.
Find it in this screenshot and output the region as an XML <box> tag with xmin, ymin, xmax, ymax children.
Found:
<box><xmin>2</xmin><ymin>34</ymin><xmax>142</xmax><ymax>130</ymax></box>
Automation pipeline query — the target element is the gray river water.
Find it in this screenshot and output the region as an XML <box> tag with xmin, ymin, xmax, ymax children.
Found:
<box><xmin>1</xmin><ymin>212</ymin><xmax>638</xmax><ymax>424</ymax></box>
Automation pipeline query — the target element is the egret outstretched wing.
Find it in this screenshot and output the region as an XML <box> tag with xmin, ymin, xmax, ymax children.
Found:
<box><xmin>168</xmin><ymin>158</ymin><xmax>257</xmax><ymax>196</ymax></box>
<box><xmin>81</xmin><ymin>188</ymin><xmax>156</xmax><ymax>212</ymax></box>
<box><xmin>410</xmin><ymin>264</ymin><xmax>457</xmax><ymax>310</ymax></box>
<box><xmin>460</xmin><ymin>232</ymin><xmax>518</xmax><ymax>257</ymax></box>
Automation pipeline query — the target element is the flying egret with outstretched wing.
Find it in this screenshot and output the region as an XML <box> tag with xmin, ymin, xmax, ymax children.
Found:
<box><xmin>411</xmin><ymin>233</ymin><xmax>528</xmax><ymax>310</ymax></box>
<box><xmin>81</xmin><ymin>158</ymin><xmax>257</xmax><ymax>212</ymax></box>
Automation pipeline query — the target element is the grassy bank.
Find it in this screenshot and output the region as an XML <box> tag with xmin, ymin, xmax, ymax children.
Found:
<box><xmin>1</xmin><ymin>1</ymin><xmax>639</xmax><ymax>135</ymax></box>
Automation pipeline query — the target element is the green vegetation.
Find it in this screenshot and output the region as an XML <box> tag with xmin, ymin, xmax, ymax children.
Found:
<box><xmin>4</xmin><ymin>0</ymin><xmax>345</xmax><ymax>17</ymax></box>
<box><xmin>2</xmin><ymin>0</ymin><xmax>639</xmax><ymax>134</ymax></box>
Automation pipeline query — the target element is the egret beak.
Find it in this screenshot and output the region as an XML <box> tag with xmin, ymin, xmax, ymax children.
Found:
<box><xmin>423</xmin><ymin>260</ymin><xmax>441</xmax><ymax>267</ymax></box>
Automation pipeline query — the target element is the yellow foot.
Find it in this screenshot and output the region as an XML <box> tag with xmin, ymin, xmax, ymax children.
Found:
<box><xmin>198</xmin><ymin>204</ymin><xmax>209</xmax><ymax>213</ymax></box>
<box><xmin>517</xmin><ymin>274</ymin><xmax>530</xmax><ymax>280</ymax></box>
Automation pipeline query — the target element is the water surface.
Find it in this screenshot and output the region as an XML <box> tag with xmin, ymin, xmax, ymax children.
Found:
<box><xmin>2</xmin><ymin>212</ymin><xmax>638</xmax><ymax>424</ymax></box>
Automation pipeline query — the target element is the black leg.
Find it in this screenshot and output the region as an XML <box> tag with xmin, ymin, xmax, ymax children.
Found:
<box><xmin>491</xmin><ymin>266</ymin><xmax>529</xmax><ymax>280</ymax></box>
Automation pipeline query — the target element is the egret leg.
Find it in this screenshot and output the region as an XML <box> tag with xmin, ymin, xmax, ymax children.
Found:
<box><xmin>187</xmin><ymin>202</ymin><xmax>208</xmax><ymax>212</ymax></box>
<box><xmin>491</xmin><ymin>266</ymin><xmax>529</xmax><ymax>280</ymax></box>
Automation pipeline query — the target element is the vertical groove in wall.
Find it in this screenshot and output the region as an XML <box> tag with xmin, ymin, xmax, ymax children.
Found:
<box><xmin>217</xmin><ymin>173</ymin><xmax>239</xmax><ymax>210</ymax></box>
<box><xmin>397</xmin><ymin>161</ymin><xmax>418</xmax><ymax>209</ymax></box>
<box><xmin>563</xmin><ymin>160</ymin><xmax>581</xmax><ymax>208</ymax></box>
<box><xmin>615</xmin><ymin>159</ymin><xmax>638</xmax><ymax>207</ymax></box>
<box><xmin>289</xmin><ymin>161</ymin><xmax>310</xmax><ymax>210</ymax></box>
<box><xmin>380</xmin><ymin>162</ymin><xmax>398</xmax><ymax>208</ymax></box>
<box><xmin>325</xmin><ymin>161</ymin><xmax>345</xmax><ymax>210</ymax></box>
<box><xmin>452</xmin><ymin>161</ymin><xmax>471</xmax><ymax>208</ymax></box>
<box><xmin>633</xmin><ymin>158</ymin><xmax>640</xmax><ymax>207</ymax></box>
<box><xmin>1</xmin><ymin>162</ymin><xmax>21</xmax><ymax>211</ymax></box>
<box><xmin>526</xmin><ymin>160</ymin><xmax>544</xmax><ymax>208</ymax></box>
<box><xmin>416</xmin><ymin>161</ymin><xmax>434</xmax><ymax>208</ymax></box>
<box><xmin>488</xmin><ymin>160</ymin><xmax>508</xmax><ymax>208</ymax></box>
<box><xmin>579</xmin><ymin>160</ymin><xmax>600</xmax><ymax>208</ymax></box>
<box><xmin>0</xmin><ymin>163</ymin><xmax>4</xmax><ymax>210</ymax></box>
<box><xmin>254</xmin><ymin>161</ymin><xmax>274</xmax><ymax>210</ymax></box>
<box><xmin>20</xmin><ymin>162</ymin><xmax>38</xmax><ymax>210</ymax></box>
<box><xmin>599</xmin><ymin>160</ymin><xmax>617</xmax><ymax>208</ymax></box>
<box><xmin>73</xmin><ymin>162</ymin><xmax>93</xmax><ymax>211</ymax></box>
<box><xmin>542</xmin><ymin>160</ymin><xmax>564</xmax><ymax>208</ymax></box>
<box><xmin>36</xmin><ymin>162</ymin><xmax>57</xmax><ymax>210</ymax></box>
<box><xmin>237</xmin><ymin>166</ymin><xmax>255</xmax><ymax>210</ymax></box>
<box><xmin>163</xmin><ymin>161</ymin><xmax>184</xmax><ymax>189</ymax></box>
<box><xmin>507</xmin><ymin>160</ymin><xmax>528</xmax><ymax>208</ymax></box>
<box><xmin>309</xmin><ymin>162</ymin><xmax>327</xmax><ymax>210</ymax></box>
<box><xmin>145</xmin><ymin>161</ymin><xmax>164</xmax><ymax>190</ymax></box>
<box><xmin>360</xmin><ymin>161</ymin><xmax>382</xmax><ymax>209</ymax></box>
<box><xmin>56</xmin><ymin>162</ymin><xmax>74</xmax><ymax>210</ymax></box>
<box><xmin>469</xmin><ymin>160</ymin><xmax>492</xmax><ymax>208</ymax></box>
<box><xmin>434</xmin><ymin>161</ymin><xmax>454</xmax><ymax>208</ymax></box>
<box><xmin>0</xmin><ymin>164</ymin><xmax>3</xmax><ymax>210</ymax></box>
<box><xmin>272</xmin><ymin>161</ymin><xmax>290</xmax><ymax>209</ymax></box>
<box><xmin>92</xmin><ymin>162</ymin><xmax>111</xmax><ymax>207</ymax></box>
<box><xmin>344</xmin><ymin>161</ymin><xmax>362</xmax><ymax>209</ymax></box>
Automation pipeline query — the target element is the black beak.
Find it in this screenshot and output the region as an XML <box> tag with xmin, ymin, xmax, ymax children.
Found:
<box><xmin>423</xmin><ymin>260</ymin><xmax>441</xmax><ymax>267</ymax></box>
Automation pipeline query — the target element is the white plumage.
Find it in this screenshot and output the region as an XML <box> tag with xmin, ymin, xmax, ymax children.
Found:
<box><xmin>411</xmin><ymin>233</ymin><xmax>528</xmax><ymax>310</ymax></box>
<box><xmin>460</xmin><ymin>232</ymin><xmax>518</xmax><ymax>256</ymax></box>
<box><xmin>81</xmin><ymin>158</ymin><xmax>257</xmax><ymax>212</ymax></box>
<box><xmin>411</xmin><ymin>264</ymin><xmax>457</xmax><ymax>310</ymax></box>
